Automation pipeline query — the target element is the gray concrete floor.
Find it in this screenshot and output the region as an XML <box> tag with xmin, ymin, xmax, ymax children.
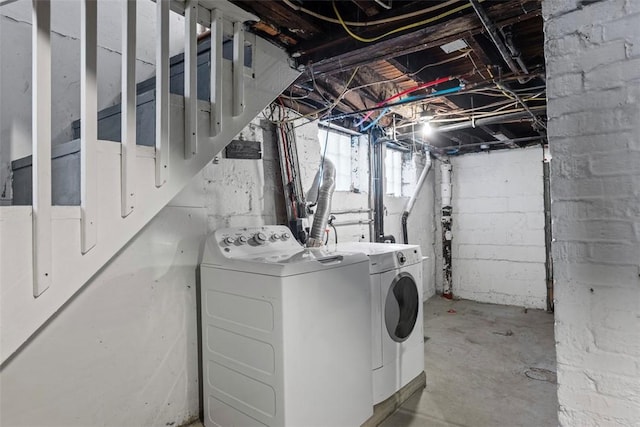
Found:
<box><xmin>189</xmin><ymin>297</ymin><xmax>558</xmax><ymax>427</ymax></box>
<box><xmin>380</xmin><ymin>297</ymin><xmax>558</xmax><ymax>427</ymax></box>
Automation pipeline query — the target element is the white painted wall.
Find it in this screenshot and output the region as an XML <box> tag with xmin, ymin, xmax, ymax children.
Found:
<box><xmin>0</xmin><ymin>0</ymin><xmax>185</xmax><ymax>203</ymax></box>
<box><xmin>0</xmin><ymin>205</ymin><xmax>205</xmax><ymax>427</ymax></box>
<box><xmin>544</xmin><ymin>0</ymin><xmax>640</xmax><ymax>425</ymax></box>
<box><xmin>449</xmin><ymin>147</ymin><xmax>546</xmax><ymax>308</ymax></box>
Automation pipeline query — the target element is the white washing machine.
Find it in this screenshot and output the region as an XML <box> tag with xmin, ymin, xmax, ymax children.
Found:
<box><xmin>200</xmin><ymin>226</ymin><xmax>373</xmax><ymax>427</ymax></box>
<box><xmin>336</xmin><ymin>242</ymin><xmax>424</xmax><ymax>404</ymax></box>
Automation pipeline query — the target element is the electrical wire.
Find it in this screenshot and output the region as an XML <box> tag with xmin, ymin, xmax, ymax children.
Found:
<box><xmin>332</xmin><ymin>0</ymin><xmax>485</xmax><ymax>44</ymax></box>
<box><xmin>331</xmin><ymin>222</ymin><xmax>338</xmax><ymax>245</ymax></box>
<box><xmin>272</xmin><ymin>67</ymin><xmax>361</xmax><ymax>125</ymax></box>
<box><xmin>282</xmin><ymin>0</ymin><xmax>460</xmax><ymax>27</ymax></box>
<box><xmin>343</xmin><ymin>50</ymin><xmax>471</xmax><ymax>96</ymax></box>
<box><xmin>355</xmin><ymin>76</ymin><xmax>452</xmax><ymax>127</ymax></box>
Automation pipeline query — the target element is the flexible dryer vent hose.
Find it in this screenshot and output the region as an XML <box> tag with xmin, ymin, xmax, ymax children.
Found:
<box><xmin>306</xmin><ymin>158</ymin><xmax>336</xmax><ymax>247</ymax></box>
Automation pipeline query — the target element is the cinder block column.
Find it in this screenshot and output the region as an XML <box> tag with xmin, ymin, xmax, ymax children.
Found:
<box><xmin>543</xmin><ymin>0</ymin><xmax>640</xmax><ymax>425</ymax></box>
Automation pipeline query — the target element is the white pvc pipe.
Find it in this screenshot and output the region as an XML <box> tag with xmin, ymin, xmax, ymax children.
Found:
<box><xmin>440</xmin><ymin>162</ymin><xmax>452</xmax><ymax>207</ymax></box>
<box><xmin>404</xmin><ymin>154</ymin><xmax>432</xmax><ymax>215</ymax></box>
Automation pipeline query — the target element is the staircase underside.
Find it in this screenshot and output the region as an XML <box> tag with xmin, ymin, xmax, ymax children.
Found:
<box><xmin>0</xmin><ymin>35</ymin><xmax>299</xmax><ymax>365</ymax></box>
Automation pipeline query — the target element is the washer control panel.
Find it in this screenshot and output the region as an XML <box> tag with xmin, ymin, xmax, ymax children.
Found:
<box><xmin>214</xmin><ymin>226</ymin><xmax>299</xmax><ymax>257</ymax></box>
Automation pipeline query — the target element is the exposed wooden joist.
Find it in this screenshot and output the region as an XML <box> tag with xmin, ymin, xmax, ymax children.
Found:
<box><xmin>464</xmin><ymin>35</ymin><xmax>495</xmax><ymax>80</ymax></box>
<box><xmin>296</xmin><ymin>1</ymin><xmax>540</xmax><ymax>79</ymax></box>
<box><xmin>387</xmin><ymin>57</ymin><xmax>463</xmax><ymax>112</ymax></box>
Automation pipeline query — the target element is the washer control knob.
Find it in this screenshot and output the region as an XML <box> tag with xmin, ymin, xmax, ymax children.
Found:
<box><xmin>282</xmin><ymin>232</ymin><xmax>291</xmax><ymax>240</ymax></box>
<box><xmin>397</xmin><ymin>252</ymin><xmax>407</xmax><ymax>265</ymax></box>
<box><xmin>271</xmin><ymin>233</ymin><xmax>281</xmax><ymax>241</ymax></box>
<box><xmin>223</xmin><ymin>236</ymin><xmax>236</xmax><ymax>245</ymax></box>
<box><xmin>254</xmin><ymin>232</ymin><xmax>268</xmax><ymax>245</ymax></box>
<box><xmin>237</xmin><ymin>236</ymin><xmax>248</xmax><ymax>244</ymax></box>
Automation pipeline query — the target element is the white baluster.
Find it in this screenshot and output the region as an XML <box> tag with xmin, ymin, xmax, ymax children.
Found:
<box><xmin>210</xmin><ymin>8</ymin><xmax>223</xmax><ymax>136</ymax></box>
<box><xmin>31</xmin><ymin>0</ymin><xmax>52</xmax><ymax>296</ymax></box>
<box><xmin>81</xmin><ymin>0</ymin><xmax>98</xmax><ymax>254</ymax></box>
<box><xmin>184</xmin><ymin>0</ymin><xmax>198</xmax><ymax>158</ymax></box>
<box><xmin>121</xmin><ymin>0</ymin><xmax>136</xmax><ymax>217</ymax></box>
<box><xmin>232</xmin><ymin>21</ymin><xmax>245</xmax><ymax>117</ymax></box>
<box><xmin>155</xmin><ymin>0</ymin><xmax>170</xmax><ymax>187</ymax></box>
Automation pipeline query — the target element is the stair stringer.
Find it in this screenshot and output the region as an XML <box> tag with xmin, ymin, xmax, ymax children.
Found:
<box><xmin>0</xmin><ymin>36</ymin><xmax>300</xmax><ymax>365</ymax></box>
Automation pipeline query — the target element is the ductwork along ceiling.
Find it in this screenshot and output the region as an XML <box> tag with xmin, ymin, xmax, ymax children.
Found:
<box><xmin>231</xmin><ymin>0</ymin><xmax>546</xmax><ymax>155</ymax></box>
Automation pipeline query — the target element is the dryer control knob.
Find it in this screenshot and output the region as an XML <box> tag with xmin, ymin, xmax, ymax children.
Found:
<box><xmin>271</xmin><ymin>233</ymin><xmax>281</xmax><ymax>240</ymax></box>
<box><xmin>397</xmin><ymin>252</ymin><xmax>407</xmax><ymax>265</ymax></box>
<box><xmin>223</xmin><ymin>236</ymin><xmax>236</xmax><ymax>245</ymax></box>
<box><xmin>254</xmin><ymin>232</ymin><xmax>268</xmax><ymax>245</ymax></box>
<box><xmin>282</xmin><ymin>232</ymin><xmax>291</xmax><ymax>240</ymax></box>
<box><xmin>237</xmin><ymin>236</ymin><xmax>248</xmax><ymax>244</ymax></box>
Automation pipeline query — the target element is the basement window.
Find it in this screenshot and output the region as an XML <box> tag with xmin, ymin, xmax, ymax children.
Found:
<box><xmin>318</xmin><ymin>128</ymin><xmax>352</xmax><ymax>191</ymax></box>
<box><xmin>385</xmin><ymin>148</ymin><xmax>403</xmax><ymax>197</ymax></box>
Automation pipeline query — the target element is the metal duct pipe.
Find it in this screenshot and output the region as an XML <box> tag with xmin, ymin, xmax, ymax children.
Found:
<box><xmin>306</xmin><ymin>158</ymin><xmax>336</xmax><ymax>247</ymax></box>
<box><xmin>399</xmin><ymin>109</ymin><xmax>545</xmax><ymax>137</ymax></box>
<box><xmin>402</xmin><ymin>154</ymin><xmax>432</xmax><ymax>244</ymax></box>
<box><xmin>435</xmin><ymin>136</ymin><xmax>545</xmax><ymax>152</ymax></box>
<box><xmin>502</xmin><ymin>26</ymin><xmax>529</xmax><ymax>76</ymax></box>
<box><xmin>469</xmin><ymin>0</ymin><xmax>528</xmax><ymax>82</ymax></box>
<box><xmin>436</xmin><ymin>109</ymin><xmax>545</xmax><ymax>132</ymax></box>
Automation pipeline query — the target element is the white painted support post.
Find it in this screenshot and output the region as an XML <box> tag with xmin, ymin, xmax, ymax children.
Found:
<box><xmin>121</xmin><ymin>0</ymin><xmax>136</xmax><ymax>217</ymax></box>
<box><xmin>210</xmin><ymin>8</ymin><xmax>223</xmax><ymax>136</ymax></box>
<box><xmin>31</xmin><ymin>0</ymin><xmax>52</xmax><ymax>296</ymax></box>
<box><xmin>184</xmin><ymin>0</ymin><xmax>198</xmax><ymax>158</ymax></box>
<box><xmin>232</xmin><ymin>21</ymin><xmax>245</xmax><ymax>117</ymax></box>
<box><xmin>155</xmin><ymin>0</ymin><xmax>169</xmax><ymax>187</ymax></box>
<box><xmin>81</xmin><ymin>0</ymin><xmax>98</xmax><ymax>254</ymax></box>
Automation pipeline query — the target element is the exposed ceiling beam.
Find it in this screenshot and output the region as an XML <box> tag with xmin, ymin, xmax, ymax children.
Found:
<box><xmin>294</xmin><ymin>0</ymin><xmax>540</xmax><ymax>79</ymax></box>
<box><xmin>463</xmin><ymin>35</ymin><xmax>495</xmax><ymax>80</ymax></box>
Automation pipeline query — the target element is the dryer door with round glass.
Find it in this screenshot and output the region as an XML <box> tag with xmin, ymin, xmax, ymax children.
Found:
<box><xmin>384</xmin><ymin>272</ymin><xmax>419</xmax><ymax>342</ymax></box>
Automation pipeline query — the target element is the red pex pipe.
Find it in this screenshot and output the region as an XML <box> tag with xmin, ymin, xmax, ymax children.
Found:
<box><xmin>356</xmin><ymin>76</ymin><xmax>453</xmax><ymax>126</ymax></box>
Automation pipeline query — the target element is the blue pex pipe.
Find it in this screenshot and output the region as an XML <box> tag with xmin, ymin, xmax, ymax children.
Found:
<box><xmin>355</xmin><ymin>85</ymin><xmax>464</xmax><ymax>129</ymax></box>
<box><xmin>360</xmin><ymin>107</ymin><xmax>390</xmax><ymax>132</ymax></box>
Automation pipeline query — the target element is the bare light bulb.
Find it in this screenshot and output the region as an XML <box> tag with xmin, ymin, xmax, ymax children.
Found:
<box><xmin>422</xmin><ymin>122</ymin><xmax>433</xmax><ymax>137</ymax></box>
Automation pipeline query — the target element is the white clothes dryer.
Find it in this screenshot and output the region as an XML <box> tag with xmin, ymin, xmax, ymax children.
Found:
<box><xmin>336</xmin><ymin>242</ymin><xmax>424</xmax><ymax>404</ymax></box>
<box><xmin>200</xmin><ymin>226</ymin><xmax>373</xmax><ymax>427</ymax></box>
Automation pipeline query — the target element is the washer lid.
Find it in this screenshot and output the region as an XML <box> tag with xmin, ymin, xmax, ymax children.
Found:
<box><xmin>203</xmin><ymin>248</ymin><xmax>368</xmax><ymax>276</ymax></box>
<box><xmin>335</xmin><ymin>242</ymin><xmax>423</xmax><ymax>274</ymax></box>
<box><xmin>202</xmin><ymin>226</ymin><xmax>368</xmax><ymax>276</ymax></box>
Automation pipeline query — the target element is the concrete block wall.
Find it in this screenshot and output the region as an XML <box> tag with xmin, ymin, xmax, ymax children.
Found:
<box><xmin>447</xmin><ymin>147</ymin><xmax>547</xmax><ymax>308</ymax></box>
<box><xmin>543</xmin><ymin>0</ymin><xmax>640</xmax><ymax>425</ymax></box>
